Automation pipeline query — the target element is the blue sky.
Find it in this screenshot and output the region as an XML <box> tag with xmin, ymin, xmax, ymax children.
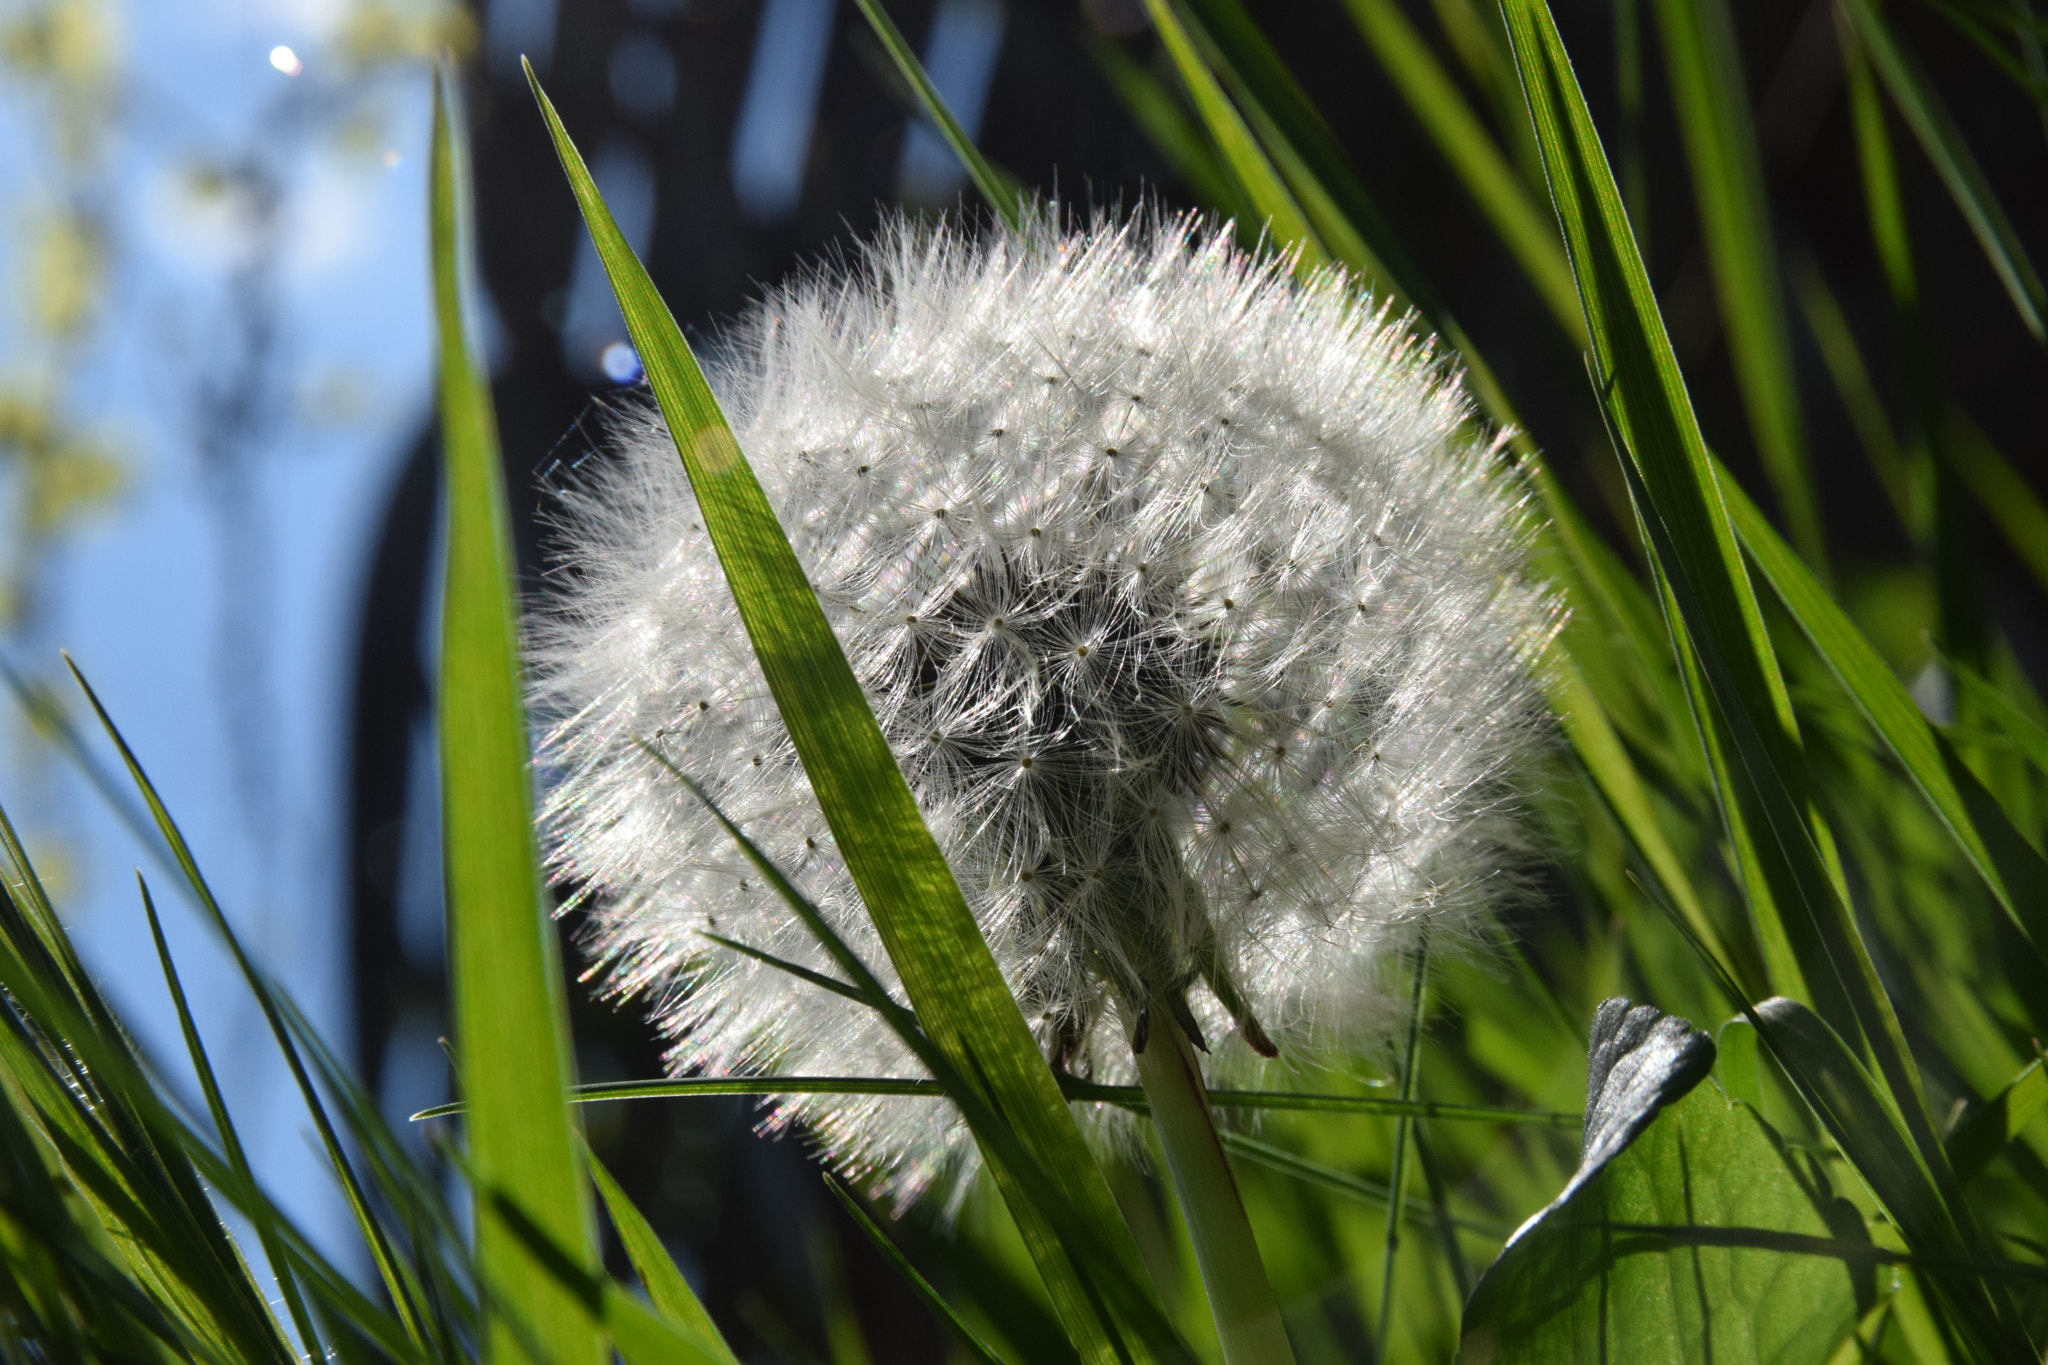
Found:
<box><xmin>0</xmin><ymin>0</ymin><xmax>440</xmax><ymax>1269</ymax></box>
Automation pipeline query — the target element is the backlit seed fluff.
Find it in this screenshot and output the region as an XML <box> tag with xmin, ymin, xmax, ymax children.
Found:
<box><xmin>534</xmin><ymin>212</ymin><xmax>1559</xmax><ymax>1202</ymax></box>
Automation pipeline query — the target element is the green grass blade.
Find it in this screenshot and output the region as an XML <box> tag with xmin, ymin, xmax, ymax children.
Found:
<box><xmin>430</xmin><ymin>66</ymin><xmax>602</xmax><ymax>1365</ymax></box>
<box><xmin>1750</xmin><ymin>996</ymin><xmax>2035</xmax><ymax>1363</ymax></box>
<box><xmin>1503</xmin><ymin>0</ymin><xmax>1934</xmax><ymax>1144</ymax></box>
<box><xmin>524</xmin><ymin>69</ymin><xmax>1167</xmax><ymax>1365</ymax></box>
<box><xmin>1839</xmin><ymin>0</ymin><xmax>2048</xmax><ymax>340</ymax></box>
<box><xmin>136</xmin><ymin>876</ymin><xmax>324</xmax><ymax>1358</ymax></box>
<box><xmin>826</xmin><ymin>1178</ymin><xmax>1015</xmax><ymax>1365</ymax></box>
<box><xmin>60</xmin><ymin>657</ymin><xmax>430</xmax><ymax>1349</ymax></box>
<box><xmin>1080</xmin><ymin>31</ymin><xmax>1252</xmax><ymax>224</ymax></box>
<box><xmin>586</xmin><ymin>1148</ymin><xmax>736</xmax><ymax>1362</ymax></box>
<box><xmin>1945</xmin><ymin>653</ymin><xmax>2048</xmax><ymax>779</ymax></box>
<box><xmin>1141</xmin><ymin>0</ymin><xmax>1322</xmax><ymax>259</ymax></box>
<box><xmin>1653</xmin><ymin>0</ymin><xmax>1823</xmax><ymax>568</ymax></box>
<box><xmin>1947</xmin><ymin>1057</ymin><xmax>2048</xmax><ymax>1185</ymax></box>
<box><xmin>1724</xmin><ymin>467</ymin><xmax>2048</xmax><ymax>989</ymax></box>
<box><xmin>846</xmin><ymin>0</ymin><xmax>1019</xmax><ymax>227</ymax></box>
<box><xmin>1942</xmin><ymin>405</ymin><xmax>2048</xmax><ymax>597</ymax></box>
<box><xmin>1790</xmin><ymin>255</ymin><xmax>1916</xmax><ymax>532</ymax></box>
<box><xmin>1335</xmin><ymin>0</ymin><xmax>1583</xmax><ymax>338</ymax></box>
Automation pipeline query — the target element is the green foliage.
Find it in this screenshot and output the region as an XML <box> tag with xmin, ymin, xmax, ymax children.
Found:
<box><xmin>2</xmin><ymin>0</ymin><xmax>2047</xmax><ymax>1360</ymax></box>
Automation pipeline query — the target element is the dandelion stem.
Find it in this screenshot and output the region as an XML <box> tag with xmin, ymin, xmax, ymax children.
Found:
<box><xmin>1135</xmin><ymin>1004</ymin><xmax>1298</xmax><ymax>1365</ymax></box>
<box><xmin>1374</xmin><ymin>939</ymin><xmax>1430</xmax><ymax>1363</ymax></box>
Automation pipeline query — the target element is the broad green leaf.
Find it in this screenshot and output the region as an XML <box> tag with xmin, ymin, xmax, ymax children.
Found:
<box><xmin>1460</xmin><ymin>1087</ymin><xmax>1864</xmax><ymax>1365</ymax></box>
<box><xmin>1838</xmin><ymin>0</ymin><xmax>2048</xmax><ymax>341</ymax></box>
<box><xmin>1461</xmin><ymin>1000</ymin><xmax>1862</xmax><ymax>1365</ymax></box>
<box><xmin>1653</xmin><ymin>0</ymin><xmax>1822</xmax><ymax>568</ymax></box>
<box><xmin>430</xmin><ymin>68</ymin><xmax>601</xmax><ymax>1365</ymax></box>
<box><xmin>1723</xmin><ymin>468</ymin><xmax>2048</xmax><ymax>992</ymax></box>
<box><xmin>587</xmin><ymin>1149</ymin><xmax>738</xmax><ymax>1364</ymax></box>
<box><xmin>1946</xmin><ymin>1057</ymin><xmax>2048</xmax><ymax>1185</ymax></box>
<box><xmin>524</xmin><ymin>69</ymin><xmax>1165</xmax><ymax>1365</ymax></box>
<box><xmin>1336</xmin><ymin>0</ymin><xmax>1582</xmax><ymax>338</ymax></box>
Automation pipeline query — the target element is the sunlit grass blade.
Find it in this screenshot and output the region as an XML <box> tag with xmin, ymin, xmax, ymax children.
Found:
<box><xmin>826</xmin><ymin>1178</ymin><xmax>1015</xmax><ymax>1365</ymax></box>
<box><xmin>846</xmin><ymin>0</ymin><xmax>1019</xmax><ymax>227</ymax></box>
<box><xmin>1335</xmin><ymin>0</ymin><xmax>1582</xmax><ymax>338</ymax></box>
<box><xmin>1141</xmin><ymin>0</ymin><xmax>1322</xmax><ymax>261</ymax></box>
<box><xmin>420</xmin><ymin>1075</ymin><xmax>1576</xmax><ymax>1126</ymax></box>
<box><xmin>1722</xmin><ymin>467</ymin><xmax>2048</xmax><ymax>997</ymax></box>
<box><xmin>1080</xmin><ymin>31</ymin><xmax>1251</xmax><ymax>224</ymax></box>
<box><xmin>135</xmin><ymin>875</ymin><xmax>323</xmax><ymax>1358</ymax></box>
<box><xmin>1947</xmin><ymin>1057</ymin><xmax>2048</xmax><ymax>1185</ymax></box>
<box><xmin>1945</xmin><ymin>652</ymin><xmax>2048</xmax><ymax>779</ymax></box>
<box><xmin>61</xmin><ymin>656</ymin><xmax>428</xmax><ymax>1351</ymax></box>
<box><xmin>525</xmin><ymin>69</ymin><xmax>1170</xmax><ymax>1365</ymax></box>
<box><xmin>587</xmin><ymin>1148</ymin><xmax>738</xmax><ymax>1363</ymax></box>
<box><xmin>1838</xmin><ymin>0</ymin><xmax>2048</xmax><ymax>341</ymax></box>
<box><xmin>1654</xmin><ymin>0</ymin><xmax>1823</xmax><ymax>569</ymax></box>
<box><xmin>1503</xmin><ymin>0</ymin><xmax>1935</xmax><ymax>1151</ymax></box>
<box><xmin>1748</xmin><ymin>996</ymin><xmax>2035</xmax><ymax>1363</ymax></box>
<box><xmin>430</xmin><ymin>65</ymin><xmax>602</xmax><ymax>1365</ymax></box>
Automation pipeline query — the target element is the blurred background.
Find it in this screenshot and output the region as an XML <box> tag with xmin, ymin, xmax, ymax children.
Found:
<box><xmin>0</xmin><ymin>0</ymin><xmax>2040</xmax><ymax>1360</ymax></box>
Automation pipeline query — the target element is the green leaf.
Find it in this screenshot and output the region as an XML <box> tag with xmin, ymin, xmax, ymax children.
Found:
<box><xmin>1943</xmin><ymin>405</ymin><xmax>2048</xmax><ymax>599</ymax></box>
<box><xmin>1653</xmin><ymin>0</ymin><xmax>1822</xmax><ymax>568</ymax></box>
<box><xmin>1947</xmin><ymin>1057</ymin><xmax>2048</xmax><ymax>1185</ymax></box>
<box><xmin>523</xmin><ymin>68</ymin><xmax>1166</xmax><ymax>1365</ymax></box>
<box><xmin>1460</xmin><ymin>1004</ymin><xmax>1863</xmax><ymax>1365</ymax></box>
<box><xmin>430</xmin><ymin>67</ymin><xmax>602</xmax><ymax>1365</ymax></box>
<box><xmin>586</xmin><ymin>1149</ymin><xmax>738</xmax><ymax>1364</ymax></box>
<box><xmin>1838</xmin><ymin>0</ymin><xmax>2048</xmax><ymax>341</ymax></box>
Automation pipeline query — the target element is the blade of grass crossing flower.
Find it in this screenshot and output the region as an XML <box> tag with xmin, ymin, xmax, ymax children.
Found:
<box><xmin>826</xmin><ymin>1178</ymin><xmax>1015</xmax><ymax>1365</ymax></box>
<box><xmin>525</xmin><ymin>70</ymin><xmax>1166</xmax><ymax>1365</ymax></box>
<box><xmin>1837</xmin><ymin>0</ymin><xmax>2048</xmax><ymax>341</ymax></box>
<box><xmin>1372</xmin><ymin>942</ymin><xmax>1427</xmax><ymax>1364</ymax></box>
<box><xmin>847</xmin><ymin>0</ymin><xmax>1019</xmax><ymax>228</ymax></box>
<box><xmin>1334</xmin><ymin>0</ymin><xmax>1583</xmax><ymax>338</ymax></box>
<box><xmin>430</xmin><ymin>68</ymin><xmax>603</xmax><ymax>1365</ymax></box>
<box><xmin>136</xmin><ymin>875</ymin><xmax>323</xmax><ymax>1359</ymax></box>
<box><xmin>587</xmin><ymin>1149</ymin><xmax>738</xmax><ymax>1363</ymax></box>
<box><xmin>1653</xmin><ymin>0</ymin><xmax>1823</xmax><ymax>569</ymax></box>
<box><xmin>1503</xmin><ymin>0</ymin><xmax>1940</xmax><ymax>1149</ymax></box>
<box><xmin>1722</xmin><ymin>467</ymin><xmax>2048</xmax><ymax>988</ymax></box>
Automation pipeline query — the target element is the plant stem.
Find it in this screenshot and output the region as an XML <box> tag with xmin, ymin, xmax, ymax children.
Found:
<box><xmin>1374</xmin><ymin>940</ymin><xmax>1429</xmax><ymax>1363</ymax></box>
<box><xmin>1135</xmin><ymin>1006</ymin><xmax>1298</xmax><ymax>1365</ymax></box>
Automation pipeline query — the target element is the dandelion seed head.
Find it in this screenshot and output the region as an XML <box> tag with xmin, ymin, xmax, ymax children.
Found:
<box><xmin>533</xmin><ymin>211</ymin><xmax>1558</xmax><ymax>1204</ymax></box>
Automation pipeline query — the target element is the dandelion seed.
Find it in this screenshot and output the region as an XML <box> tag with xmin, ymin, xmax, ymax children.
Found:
<box><xmin>533</xmin><ymin>210</ymin><xmax>1557</xmax><ymax>1203</ymax></box>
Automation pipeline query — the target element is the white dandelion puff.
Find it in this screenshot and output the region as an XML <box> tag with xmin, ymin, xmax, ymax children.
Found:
<box><xmin>532</xmin><ymin>210</ymin><xmax>1559</xmax><ymax>1203</ymax></box>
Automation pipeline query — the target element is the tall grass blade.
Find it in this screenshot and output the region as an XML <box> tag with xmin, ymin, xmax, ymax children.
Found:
<box><xmin>1653</xmin><ymin>0</ymin><xmax>1823</xmax><ymax>567</ymax></box>
<box><xmin>1336</xmin><ymin>0</ymin><xmax>1583</xmax><ymax>338</ymax></box>
<box><xmin>587</xmin><ymin>1148</ymin><xmax>738</xmax><ymax>1363</ymax></box>
<box><xmin>430</xmin><ymin>66</ymin><xmax>603</xmax><ymax>1365</ymax></box>
<box><xmin>1838</xmin><ymin>0</ymin><xmax>2048</xmax><ymax>341</ymax></box>
<box><xmin>1722</xmin><ymin>467</ymin><xmax>2048</xmax><ymax>994</ymax></box>
<box><xmin>1947</xmin><ymin>1058</ymin><xmax>2048</xmax><ymax>1185</ymax></box>
<box><xmin>524</xmin><ymin>68</ymin><xmax>1168</xmax><ymax>1365</ymax></box>
<box><xmin>1942</xmin><ymin>406</ymin><xmax>2048</xmax><ymax>598</ymax></box>
<box><xmin>825</xmin><ymin>1178</ymin><xmax>1015</xmax><ymax>1365</ymax></box>
<box><xmin>846</xmin><ymin>0</ymin><xmax>1019</xmax><ymax>227</ymax></box>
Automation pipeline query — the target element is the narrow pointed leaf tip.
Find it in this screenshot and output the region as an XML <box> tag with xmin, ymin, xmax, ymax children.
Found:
<box><xmin>432</xmin><ymin>65</ymin><xmax>602</xmax><ymax>1365</ymax></box>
